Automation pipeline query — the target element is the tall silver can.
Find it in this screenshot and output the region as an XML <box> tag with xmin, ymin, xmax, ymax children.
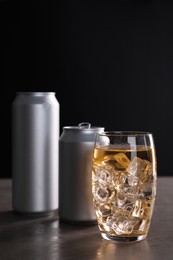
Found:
<box><xmin>59</xmin><ymin>122</ymin><xmax>104</xmax><ymax>224</ymax></box>
<box><xmin>12</xmin><ymin>92</ymin><xmax>59</xmax><ymax>216</ymax></box>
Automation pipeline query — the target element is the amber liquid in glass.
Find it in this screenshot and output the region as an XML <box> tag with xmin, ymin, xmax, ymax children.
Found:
<box><xmin>92</xmin><ymin>145</ymin><xmax>156</xmax><ymax>240</ymax></box>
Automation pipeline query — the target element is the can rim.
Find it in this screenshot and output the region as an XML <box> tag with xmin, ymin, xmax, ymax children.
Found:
<box><xmin>63</xmin><ymin>122</ymin><xmax>104</xmax><ymax>131</ymax></box>
<box><xmin>63</xmin><ymin>126</ymin><xmax>105</xmax><ymax>131</ymax></box>
<box><xmin>16</xmin><ymin>92</ymin><xmax>55</xmax><ymax>95</ymax></box>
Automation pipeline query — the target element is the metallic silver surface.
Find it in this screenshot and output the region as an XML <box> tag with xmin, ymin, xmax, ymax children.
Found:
<box><xmin>12</xmin><ymin>92</ymin><xmax>59</xmax><ymax>216</ymax></box>
<box><xmin>59</xmin><ymin>123</ymin><xmax>104</xmax><ymax>224</ymax></box>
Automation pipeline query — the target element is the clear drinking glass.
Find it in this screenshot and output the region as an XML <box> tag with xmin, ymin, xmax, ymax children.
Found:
<box><xmin>92</xmin><ymin>131</ymin><xmax>157</xmax><ymax>242</ymax></box>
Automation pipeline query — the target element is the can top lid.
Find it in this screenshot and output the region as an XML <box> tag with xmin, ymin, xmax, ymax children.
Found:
<box><xmin>63</xmin><ymin>122</ymin><xmax>104</xmax><ymax>131</ymax></box>
<box><xmin>17</xmin><ymin>92</ymin><xmax>55</xmax><ymax>96</ymax></box>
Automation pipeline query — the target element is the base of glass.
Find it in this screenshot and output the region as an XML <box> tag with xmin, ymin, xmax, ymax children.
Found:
<box><xmin>101</xmin><ymin>233</ymin><xmax>147</xmax><ymax>243</ymax></box>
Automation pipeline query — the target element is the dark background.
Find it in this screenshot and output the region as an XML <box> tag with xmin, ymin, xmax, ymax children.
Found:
<box><xmin>4</xmin><ymin>0</ymin><xmax>173</xmax><ymax>177</ymax></box>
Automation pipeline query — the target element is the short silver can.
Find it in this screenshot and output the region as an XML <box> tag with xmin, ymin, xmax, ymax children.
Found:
<box><xmin>12</xmin><ymin>92</ymin><xmax>60</xmax><ymax>216</ymax></box>
<box><xmin>59</xmin><ymin>122</ymin><xmax>104</xmax><ymax>224</ymax></box>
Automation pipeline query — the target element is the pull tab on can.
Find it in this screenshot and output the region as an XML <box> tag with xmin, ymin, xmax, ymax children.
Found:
<box><xmin>78</xmin><ymin>122</ymin><xmax>91</xmax><ymax>129</ymax></box>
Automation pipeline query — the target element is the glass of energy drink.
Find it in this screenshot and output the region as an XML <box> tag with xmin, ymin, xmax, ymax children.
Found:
<box><xmin>92</xmin><ymin>131</ymin><xmax>157</xmax><ymax>243</ymax></box>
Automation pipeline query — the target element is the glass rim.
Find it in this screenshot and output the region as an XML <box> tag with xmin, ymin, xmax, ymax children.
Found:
<box><xmin>97</xmin><ymin>131</ymin><xmax>153</xmax><ymax>137</ymax></box>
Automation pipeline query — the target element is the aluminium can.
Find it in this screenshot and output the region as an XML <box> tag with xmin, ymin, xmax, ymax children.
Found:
<box><xmin>12</xmin><ymin>92</ymin><xmax>59</xmax><ymax>216</ymax></box>
<box><xmin>59</xmin><ymin>122</ymin><xmax>104</xmax><ymax>224</ymax></box>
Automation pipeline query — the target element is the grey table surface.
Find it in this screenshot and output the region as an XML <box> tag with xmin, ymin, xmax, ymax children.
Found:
<box><xmin>0</xmin><ymin>177</ymin><xmax>172</xmax><ymax>260</ymax></box>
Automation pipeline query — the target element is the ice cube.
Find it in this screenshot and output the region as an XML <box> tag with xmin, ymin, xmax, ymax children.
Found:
<box><xmin>114</xmin><ymin>153</ymin><xmax>131</xmax><ymax>170</ymax></box>
<box><xmin>138</xmin><ymin>219</ymin><xmax>149</xmax><ymax>232</ymax></box>
<box><xmin>98</xmin><ymin>169</ymin><xmax>114</xmax><ymax>187</ymax></box>
<box><xmin>128</xmin><ymin>176</ymin><xmax>139</xmax><ymax>186</ymax></box>
<box><xmin>124</xmin><ymin>186</ymin><xmax>139</xmax><ymax>198</ymax></box>
<box><xmin>116</xmin><ymin>172</ymin><xmax>128</xmax><ymax>191</ymax></box>
<box><xmin>108</xmin><ymin>188</ymin><xmax>116</xmax><ymax>202</ymax></box>
<box><xmin>121</xmin><ymin>197</ymin><xmax>136</xmax><ymax>216</ymax></box>
<box><xmin>93</xmin><ymin>164</ymin><xmax>115</xmax><ymax>187</ymax></box>
<box><xmin>111</xmin><ymin>215</ymin><xmax>133</xmax><ymax>235</ymax></box>
<box><xmin>116</xmin><ymin>174</ymin><xmax>139</xmax><ymax>199</ymax></box>
<box><xmin>114</xmin><ymin>162</ymin><xmax>126</xmax><ymax>171</ymax></box>
<box><xmin>132</xmin><ymin>199</ymin><xmax>151</xmax><ymax>219</ymax></box>
<box><xmin>116</xmin><ymin>191</ymin><xmax>127</xmax><ymax>208</ymax></box>
<box><xmin>106</xmin><ymin>216</ymin><xmax>114</xmax><ymax>227</ymax></box>
<box><xmin>140</xmin><ymin>182</ymin><xmax>156</xmax><ymax>199</ymax></box>
<box><xmin>123</xmin><ymin>177</ymin><xmax>140</xmax><ymax>198</ymax></box>
<box><xmin>98</xmin><ymin>204</ymin><xmax>111</xmax><ymax>217</ymax></box>
<box><xmin>94</xmin><ymin>186</ymin><xmax>109</xmax><ymax>203</ymax></box>
<box><xmin>127</xmin><ymin>157</ymin><xmax>152</xmax><ymax>182</ymax></box>
<box><xmin>124</xmin><ymin>203</ymin><xmax>134</xmax><ymax>213</ymax></box>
